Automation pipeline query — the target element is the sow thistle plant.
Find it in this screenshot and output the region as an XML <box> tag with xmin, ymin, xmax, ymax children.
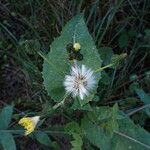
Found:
<box><xmin>0</xmin><ymin>15</ymin><xmax>150</xmax><ymax>150</ymax></box>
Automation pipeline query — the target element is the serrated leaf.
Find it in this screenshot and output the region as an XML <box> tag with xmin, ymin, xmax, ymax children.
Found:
<box><xmin>42</xmin><ymin>15</ymin><xmax>102</xmax><ymax>102</ymax></box>
<box><xmin>82</xmin><ymin>106</ymin><xmax>150</xmax><ymax>150</ymax></box>
<box><xmin>71</xmin><ymin>133</ymin><xmax>83</xmax><ymax>150</ymax></box>
<box><xmin>0</xmin><ymin>105</ymin><xmax>13</xmax><ymax>129</ymax></box>
<box><xmin>65</xmin><ymin>122</ymin><xmax>83</xmax><ymax>150</ymax></box>
<box><xmin>34</xmin><ymin>131</ymin><xmax>52</xmax><ymax>147</ymax></box>
<box><xmin>65</xmin><ymin>122</ymin><xmax>81</xmax><ymax>134</ymax></box>
<box><xmin>112</xmin><ymin>116</ymin><xmax>150</xmax><ymax>150</ymax></box>
<box><xmin>81</xmin><ymin>116</ymin><xmax>112</xmax><ymax>150</ymax></box>
<box><xmin>0</xmin><ymin>133</ymin><xmax>16</xmax><ymax>150</ymax></box>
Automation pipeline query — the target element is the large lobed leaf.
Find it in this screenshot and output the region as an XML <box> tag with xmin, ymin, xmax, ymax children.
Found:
<box><xmin>42</xmin><ymin>15</ymin><xmax>102</xmax><ymax>102</ymax></box>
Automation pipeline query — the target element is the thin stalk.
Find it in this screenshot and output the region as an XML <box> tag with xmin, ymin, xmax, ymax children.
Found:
<box><xmin>0</xmin><ymin>130</ymin><xmax>67</xmax><ymax>135</ymax></box>
<box><xmin>126</xmin><ymin>104</ymin><xmax>150</xmax><ymax>116</ymax></box>
<box><xmin>52</xmin><ymin>93</ymin><xmax>69</xmax><ymax>110</ymax></box>
<box><xmin>95</xmin><ymin>63</ymin><xmax>113</xmax><ymax>73</ymax></box>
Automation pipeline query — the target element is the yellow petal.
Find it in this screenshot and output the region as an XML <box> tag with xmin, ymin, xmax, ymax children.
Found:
<box><xmin>18</xmin><ymin>116</ymin><xmax>39</xmax><ymax>136</ymax></box>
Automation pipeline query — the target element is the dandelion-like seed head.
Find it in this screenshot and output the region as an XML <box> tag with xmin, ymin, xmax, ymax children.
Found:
<box><xmin>64</xmin><ymin>63</ymin><xmax>96</xmax><ymax>100</ymax></box>
<box><xmin>18</xmin><ymin>116</ymin><xmax>40</xmax><ymax>135</ymax></box>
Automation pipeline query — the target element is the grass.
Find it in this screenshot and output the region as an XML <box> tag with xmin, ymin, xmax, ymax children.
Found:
<box><xmin>0</xmin><ymin>0</ymin><xmax>150</xmax><ymax>149</ymax></box>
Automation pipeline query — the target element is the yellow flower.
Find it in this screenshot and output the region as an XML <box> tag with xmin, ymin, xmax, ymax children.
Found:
<box><xmin>18</xmin><ymin>116</ymin><xmax>40</xmax><ymax>135</ymax></box>
<box><xmin>73</xmin><ymin>43</ymin><xmax>81</xmax><ymax>51</ymax></box>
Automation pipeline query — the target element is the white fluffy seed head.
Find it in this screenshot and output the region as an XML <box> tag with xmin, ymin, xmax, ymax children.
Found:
<box><xmin>64</xmin><ymin>63</ymin><xmax>96</xmax><ymax>100</ymax></box>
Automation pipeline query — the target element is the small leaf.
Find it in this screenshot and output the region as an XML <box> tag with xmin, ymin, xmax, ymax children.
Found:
<box><xmin>0</xmin><ymin>132</ymin><xmax>16</xmax><ymax>150</ymax></box>
<box><xmin>0</xmin><ymin>105</ymin><xmax>13</xmax><ymax>129</ymax></box>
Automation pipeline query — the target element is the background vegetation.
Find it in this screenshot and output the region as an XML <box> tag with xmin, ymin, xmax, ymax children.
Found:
<box><xmin>0</xmin><ymin>0</ymin><xmax>150</xmax><ymax>149</ymax></box>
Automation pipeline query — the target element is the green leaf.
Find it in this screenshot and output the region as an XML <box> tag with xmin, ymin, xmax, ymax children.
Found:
<box><xmin>0</xmin><ymin>133</ymin><xmax>16</xmax><ymax>150</ymax></box>
<box><xmin>85</xmin><ymin>104</ymin><xmax>119</xmax><ymax>139</ymax></box>
<box><xmin>71</xmin><ymin>99</ymin><xmax>92</xmax><ymax>111</ymax></box>
<box><xmin>65</xmin><ymin>122</ymin><xmax>81</xmax><ymax>134</ymax></box>
<box><xmin>71</xmin><ymin>133</ymin><xmax>83</xmax><ymax>150</ymax></box>
<box><xmin>65</xmin><ymin>122</ymin><xmax>83</xmax><ymax>150</ymax></box>
<box><xmin>81</xmin><ymin>116</ymin><xmax>112</xmax><ymax>150</ymax></box>
<box><xmin>42</xmin><ymin>14</ymin><xmax>102</xmax><ymax>102</ymax></box>
<box><xmin>0</xmin><ymin>105</ymin><xmax>13</xmax><ymax>129</ymax></box>
<box><xmin>34</xmin><ymin>131</ymin><xmax>52</xmax><ymax>147</ymax></box>
<box><xmin>112</xmin><ymin>116</ymin><xmax>150</xmax><ymax>150</ymax></box>
<box><xmin>107</xmin><ymin>104</ymin><xmax>119</xmax><ymax>136</ymax></box>
<box><xmin>81</xmin><ymin>106</ymin><xmax>150</xmax><ymax>150</ymax></box>
<box><xmin>79</xmin><ymin>94</ymin><xmax>95</xmax><ymax>106</ymax></box>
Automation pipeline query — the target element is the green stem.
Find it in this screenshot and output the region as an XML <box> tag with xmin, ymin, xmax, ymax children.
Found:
<box><xmin>95</xmin><ymin>63</ymin><xmax>114</xmax><ymax>73</ymax></box>
<box><xmin>52</xmin><ymin>93</ymin><xmax>69</xmax><ymax>110</ymax></box>
<box><xmin>0</xmin><ymin>130</ymin><xmax>67</xmax><ymax>135</ymax></box>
